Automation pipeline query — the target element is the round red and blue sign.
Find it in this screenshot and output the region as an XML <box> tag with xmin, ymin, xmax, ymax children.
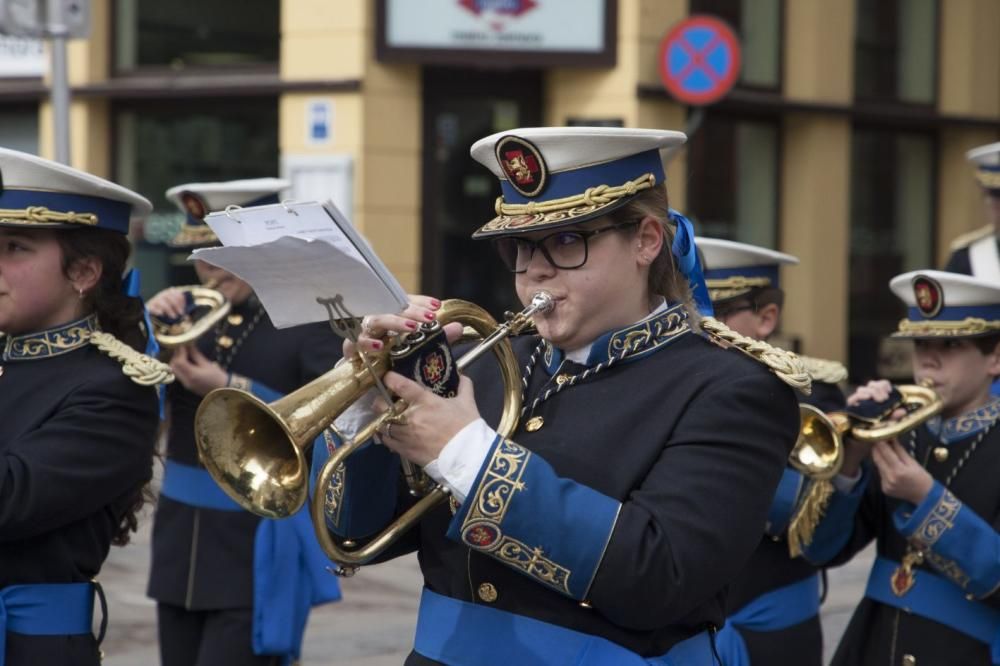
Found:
<box><xmin>658</xmin><ymin>15</ymin><xmax>742</xmax><ymax>106</ymax></box>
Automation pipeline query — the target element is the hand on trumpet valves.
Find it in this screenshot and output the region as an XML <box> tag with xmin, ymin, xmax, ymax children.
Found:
<box><xmin>374</xmin><ymin>372</ymin><xmax>482</xmax><ymax>467</ymax></box>
<box><xmin>871</xmin><ymin>439</ymin><xmax>934</xmax><ymax>505</ymax></box>
<box><xmin>839</xmin><ymin>379</ymin><xmax>908</xmax><ymax>477</ymax></box>
<box><xmin>147</xmin><ymin>287</ymin><xmax>188</xmax><ymax>320</ymax></box>
<box><xmin>343</xmin><ymin>295</ymin><xmax>464</xmax><ymax>357</ymax></box>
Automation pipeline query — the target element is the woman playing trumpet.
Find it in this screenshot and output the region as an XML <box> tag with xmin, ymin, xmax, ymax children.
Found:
<box><xmin>314</xmin><ymin>127</ymin><xmax>803</xmax><ymax>665</ymax></box>
<box><xmin>800</xmin><ymin>270</ymin><xmax>1000</xmax><ymax>666</ymax></box>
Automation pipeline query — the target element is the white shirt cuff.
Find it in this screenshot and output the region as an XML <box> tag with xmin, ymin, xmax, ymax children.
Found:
<box><xmin>332</xmin><ymin>387</ymin><xmax>379</xmax><ymax>442</ymax></box>
<box><xmin>832</xmin><ymin>470</ymin><xmax>863</xmax><ymax>494</ymax></box>
<box><xmin>423</xmin><ymin>418</ymin><xmax>496</xmax><ymax>504</ymax></box>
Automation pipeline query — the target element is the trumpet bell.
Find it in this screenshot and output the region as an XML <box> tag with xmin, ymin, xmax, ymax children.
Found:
<box><xmin>195</xmin><ymin>350</ymin><xmax>391</xmax><ymax>518</ymax></box>
<box><xmin>791</xmin><ymin>405</ymin><xmax>848</xmax><ymax>481</ymax></box>
<box><xmin>195</xmin><ymin>389</ymin><xmax>308</xmax><ymax>519</ymax></box>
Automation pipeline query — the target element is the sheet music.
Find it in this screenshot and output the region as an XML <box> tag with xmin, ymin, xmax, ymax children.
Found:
<box><xmin>192</xmin><ymin>201</ymin><xmax>409</xmax><ymax>328</ymax></box>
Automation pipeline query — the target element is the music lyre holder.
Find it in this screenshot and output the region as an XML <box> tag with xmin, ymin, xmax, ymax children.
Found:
<box><xmin>316</xmin><ymin>295</ymin><xmax>399</xmax><ymax>423</ymax></box>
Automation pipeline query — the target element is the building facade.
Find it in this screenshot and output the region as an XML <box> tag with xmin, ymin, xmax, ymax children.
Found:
<box><xmin>2</xmin><ymin>0</ymin><xmax>998</xmax><ymax>379</ymax></box>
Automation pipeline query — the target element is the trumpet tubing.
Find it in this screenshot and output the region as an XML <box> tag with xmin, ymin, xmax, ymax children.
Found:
<box><xmin>152</xmin><ymin>283</ymin><xmax>231</xmax><ymax>348</ymax></box>
<box><xmin>791</xmin><ymin>382</ymin><xmax>942</xmax><ymax>481</ymax></box>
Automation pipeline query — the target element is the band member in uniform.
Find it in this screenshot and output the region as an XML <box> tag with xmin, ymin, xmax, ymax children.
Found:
<box><xmin>800</xmin><ymin>270</ymin><xmax>1000</xmax><ymax>665</ymax></box>
<box><xmin>313</xmin><ymin>127</ymin><xmax>805</xmax><ymax>665</ymax></box>
<box><xmin>945</xmin><ymin>142</ymin><xmax>1000</xmax><ymax>279</ymax></box>
<box><xmin>697</xmin><ymin>238</ymin><xmax>848</xmax><ymax>665</ymax></box>
<box><xmin>145</xmin><ymin>179</ymin><xmax>342</xmax><ymax>666</ymax></box>
<box><xmin>0</xmin><ymin>148</ymin><xmax>172</xmax><ymax>665</ymax></box>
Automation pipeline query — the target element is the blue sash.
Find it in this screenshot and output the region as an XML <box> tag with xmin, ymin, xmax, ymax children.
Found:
<box><xmin>414</xmin><ymin>588</ymin><xmax>720</xmax><ymax>665</ymax></box>
<box><xmin>159</xmin><ymin>460</ymin><xmax>341</xmax><ymax>664</ymax></box>
<box><xmin>722</xmin><ymin>574</ymin><xmax>821</xmax><ymax>663</ymax></box>
<box><xmin>253</xmin><ymin>506</ymin><xmax>341</xmax><ymax>664</ymax></box>
<box><xmin>160</xmin><ymin>459</ymin><xmax>243</xmax><ymax>512</ymax></box>
<box><xmin>866</xmin><ymin>556</ymin><xmax>1000</xmax><ymax>664</ymax></box>
<box><xmin>0</xmin><ymin>583</ymin><xmax>94</xmax><ymax>666</ymax></box>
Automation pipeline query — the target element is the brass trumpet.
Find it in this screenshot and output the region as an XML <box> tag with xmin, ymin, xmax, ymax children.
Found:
<box><xmin>194</xmin><ymin>293</ymin><xmax>553</xmax><ymax>565</ymax></box>
<box><xmin>151</xmin><ymin>283</ymin><xmax>230</xmax><ymax>348</ymax></box>
<box><xmin>791</xmin><ymin>381</ymin><xmax>942</xmax><ymax>480</ymax></box>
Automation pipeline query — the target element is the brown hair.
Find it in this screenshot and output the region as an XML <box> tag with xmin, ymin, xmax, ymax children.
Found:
<box><xmin>609</xmin><ymin>184</ymin><xmax>701</xmax><ymax>326</ymax></box>
<box><xmin>56</xmin><ymin>227</ymin><xmax>154</xmax><ymax>546</ymax></box>
<box><xmin>972</xmin><ymin>333</ymin><xmax>1000</xmax><ymax>357</ymax></box>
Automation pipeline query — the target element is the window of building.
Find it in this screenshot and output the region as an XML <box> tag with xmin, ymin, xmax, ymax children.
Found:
<box><xmin>854</xmin><ymin>0</ymin><xmax>937</xmax><ymax>104</ymax></box>
<box><xmin>114</xmin><ymin>0</ymin><xmax>279</xmax><ymax>73</ymax></box>
<box><xmin>689</xmin><ymin>0</ymin><xmax>782</xmax><ymax>89</ymax></box>
<box><xmin>0</xmin><ymin>106</ymin><xmax>39</xmax><ymax>154</ymax></box>
<box><xmin>686</xmin><ymin>112</ymin><xmax>780</xmax><ymax>247</ymax></box>
<box><xmin>113</xmin><ymin>99</ymin><xmax>279</xmax><ymax>295</ymax></box>
<box><xmin>849</xmin><ymin>127</ymin><xmax>935</xmax><ymax>380</ymax></box>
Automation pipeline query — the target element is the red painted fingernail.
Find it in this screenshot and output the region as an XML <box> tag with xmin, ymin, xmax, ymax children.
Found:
<box><xmin>372</xmin><ymin>340</ymin><xmax>383</xmax><ymax>350</ymax></box>
<box><xmin>406</xmin><ymin>320</ymin><xmax>418</xmax><ymax>330</ymax></box>
<box><xmin>424</xmin><ymin>311</ymin><xmax>435</xmax><ymax>321</ymax></box>
<box><xmin>430</xmin><ymin>299</ymin><xmax>441</xmax><ymax>309</ymax></box>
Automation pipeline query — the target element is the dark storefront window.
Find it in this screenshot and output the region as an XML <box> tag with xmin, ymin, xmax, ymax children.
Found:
<box><xmin>114</xmin><ymin>99</ymin><xmax>279</xmax><ymax>296</ymax></box>
<box><xmin>689</xmin><ymin>0</ymin><xmax>782</xmax><ymax>89</ymax></box>
<box><xmin>854</xmin><ymin>0</ymin><xmax>937</xmax><ymax>104</ymax></box>
<box><xmin>686</xmin><ymin>112</ymin><xmax>780</xmax><ymax>247</ymax></box>
<box><xmin>0</xmin><ymin>105</ymin><xmax>39</xmax><ymax>154</ymax></box>
<box><xmin>114</xmin><ymin>0</ymin><xmax>279</xmax><ymax>72</ymax></box>
<box><xmin>421</xmin><ymin>68</ymin><xmax>543</xmax><ymax>319</ymax></box>
<box><xmin>849</xmin><ymin>127</ymin><xmax>935</xmax><ymax>381</ymax></box>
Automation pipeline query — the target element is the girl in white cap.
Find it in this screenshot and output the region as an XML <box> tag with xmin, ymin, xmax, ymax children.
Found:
<box><xmin>0</xmin><ymin>148</ymin><xmax>172</xmax><ymax>665</ymax></box>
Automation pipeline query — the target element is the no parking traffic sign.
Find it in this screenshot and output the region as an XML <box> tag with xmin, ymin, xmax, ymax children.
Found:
<box><xmin>658</xmin><ymin>15</ymin><xmax>742</xmax><ymax>106</ymax></box>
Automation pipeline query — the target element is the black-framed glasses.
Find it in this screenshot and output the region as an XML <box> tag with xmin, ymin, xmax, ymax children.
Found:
<box><xmin>492</xmin><ymin>221</ymin><xmax>640</xmax><ymax>274</ymax></box>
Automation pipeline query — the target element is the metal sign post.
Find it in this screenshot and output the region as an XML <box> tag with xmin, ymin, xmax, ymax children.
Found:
<box><xmin>47</xmin><ymin>0</ymin><xmax>70</xmax><ymax>164</ymax></box>
<box><xmin>0</xmin><ymin>0</ymin><xmax>90</xmax><ymax>165</ymax></box>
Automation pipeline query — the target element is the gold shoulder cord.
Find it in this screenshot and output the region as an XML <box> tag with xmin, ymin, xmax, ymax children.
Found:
<box><xmin>786</xmin><ymin>357</ymin><xmax>847</xmax><ymax>557</ymax></box>
<box><xmin>89</xmin><ymin>331</ymin><xmax>175</xmax><ymax>387</ymax></box>
<box><xmin>798</xmin><ymin>356</ymin><xmax>848</xmax><ymax>385</ymax></box>
<box><xmin>699</xmin><ymin>317</ymin><xmax>812</xmax><ymax>395</ymax></box>
<box><xmin>949</xmin><ymin>224</ymin><xmax>993</xmax><ymax>251</ymax></box>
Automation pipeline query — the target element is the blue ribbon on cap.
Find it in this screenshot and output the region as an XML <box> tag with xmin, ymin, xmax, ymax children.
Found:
<box><xmin>123</xmin><ymin>268</ymin><xmax>166</xmax><ymax>418</ymax></box>
<box><xmin>669</xmin><ymin>209</ymin><xmax>714</xmax><ymax>316</ymax></box>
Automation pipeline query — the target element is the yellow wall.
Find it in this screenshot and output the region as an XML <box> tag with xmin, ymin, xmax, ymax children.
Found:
<box><xmin>939</xmin><ymin>0</ymin><xmax>1000</xmax><ymax>118</ymax></box>
<box><xmin>784</xmin><ymin>0</ymin><xmax>856</xmax><ymax>103</ymax></box>
<box><xmin>280</xmin><ymin>0</ymin><xmax>422</xmax><ymax>291</ymax></box>
<box><xmin>780</xmin><ymin>115</ymin><xmax>852</xmax><ymax>362</ymax></box>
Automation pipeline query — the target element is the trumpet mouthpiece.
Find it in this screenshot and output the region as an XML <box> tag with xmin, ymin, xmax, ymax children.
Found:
<box><xmin>530</xmin><ymin>291</ymin><xmax>555</xmax><ymax>313</ymax></box>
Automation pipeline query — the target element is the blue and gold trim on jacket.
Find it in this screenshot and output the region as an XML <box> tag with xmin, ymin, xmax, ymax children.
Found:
<box><xmin>2</xmin><ymin>314</ymin><xmax>99</xmax><ymax>361</ymax></box>
<box><xmin>312</xmin><ymin>427</ymin><xmax>401</xmax><ymax>538</ymax></box>
<box><xmin>895</xmin><ymin>481</ymin><xmax>1000</xmax><ymax>599</ymax></box>
<box><xmin>926</xmin><ymin>397</ymin><xmax>1000</xmax><ymax>444</ymax></box>
<box><xmin>447</xmin><ymin>435</ymin><xmax>621</xmax><ymax>601</ymax></box>
<box><xmin>542</xmin><ymin>302</ymin><xmax>690</xmax><ymax>371</ymax></box>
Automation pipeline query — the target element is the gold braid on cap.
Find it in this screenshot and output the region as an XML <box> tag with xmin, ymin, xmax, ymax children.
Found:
<box><xmin>495</xmin><ymin>173</ymin><xmax>656</xmax><ymax>217</ymax></box>
<box><xmin>0</xmin><ymin>206</ymin><xmax>98</xmax><ymax>226</ymax></box>
<box><xmin>707</xmin><ymin>276</ymin><xmax>773</xmax><ymax>301</ymax></box>
<box><xmin>89</xmin><ymin>331</ymin><xmax>175</xmax><ymax>386</ymax></box>
<box><xmin>700</xmin><ymin>316</ymin><xmax>812</xmax><ymax>394</ymax></box>
<box><xmin>975</xmin><ymin>169</ymin><xmax>1000</xmax><ymax>190</ymax></box>
<box><xmin>894</xmin><ymin>318</ymin><xmax>1000</xmax><ymax>338</ymax></box>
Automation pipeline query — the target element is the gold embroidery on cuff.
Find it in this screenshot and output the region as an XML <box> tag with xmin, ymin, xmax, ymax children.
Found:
<box><xmin>910</xmin><ymin>489</ymin><xmax>962</xmax><ymax>550</ymax></box>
